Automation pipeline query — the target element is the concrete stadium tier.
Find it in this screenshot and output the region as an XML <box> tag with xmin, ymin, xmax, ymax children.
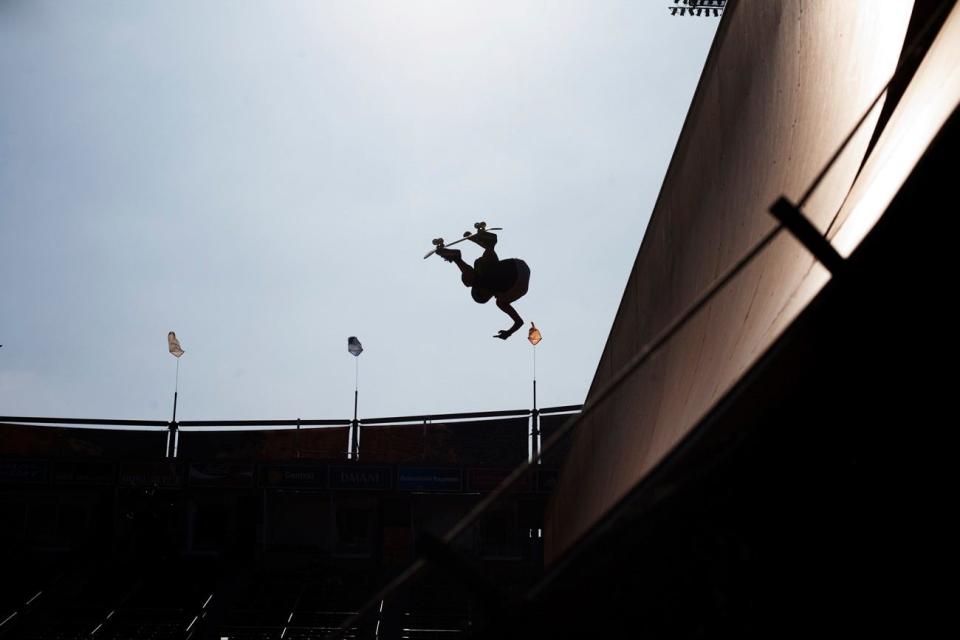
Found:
<box><xmin>545</xmin><ymin>0</ymin><xmax>927</xmax><ymax>562</ymax></box>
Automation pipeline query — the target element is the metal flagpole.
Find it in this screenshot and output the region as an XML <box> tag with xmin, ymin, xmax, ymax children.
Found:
<box><xmin>532</xmin><ymin>345</ymin><xmax>538</xmax><ymax>461</ymax></box>
<box><xmin>169</xmin><ymin>356</ymin><xmax>179</xmax><ymax>458</ymax></box>
<box><xmin>347</xmin><ymin>337</ymin><xmax>363</xmax><ymax>461</ymax></box>
<box><xmin>166</xmin><ymin>332</ymin><xmax>184</xmax><ymax>459</ymax></box>
<box><xmin>528</xmin><ymin>323</ymin><xmax>542</xmax><ymax>462</ymax></box>
<box><xmin>353</xmin><ymin>358</ymin><xmax>359</xmax><ymax>460</ymax></box>
<box><xmin>173</xmin><ymin>358</ymin><xmax>180</xmax><ymax>422</ymax></box>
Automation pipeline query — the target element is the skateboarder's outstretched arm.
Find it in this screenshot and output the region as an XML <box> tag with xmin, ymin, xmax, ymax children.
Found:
<box><xmin>494</xmin><ymin>299</ymin><xmax>523</xmax><ymax>340</ymax></box>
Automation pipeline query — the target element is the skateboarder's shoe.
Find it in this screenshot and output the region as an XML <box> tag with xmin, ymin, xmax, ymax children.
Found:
<box><xmin>470</xmin><ymin>229</ymin><xmax>497</xmax><ymax>249</ymax></box>
<box><xmin>435</xmin><ymin>247</ymin><xmax>462</xmax><ymax>262</ymax></box>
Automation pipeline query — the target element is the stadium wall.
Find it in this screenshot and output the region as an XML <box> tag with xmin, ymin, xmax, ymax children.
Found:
<box><xmin>543</xmin><ymin>0</ymin><xmax>960</xmax><ymax>562</ymax></box>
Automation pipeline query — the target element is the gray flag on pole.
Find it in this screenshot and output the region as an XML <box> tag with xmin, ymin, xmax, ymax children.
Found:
<box><xmin>347</xmin><ymin>336</ymin><xmax>363</xmax><ymax>356</ymax></box>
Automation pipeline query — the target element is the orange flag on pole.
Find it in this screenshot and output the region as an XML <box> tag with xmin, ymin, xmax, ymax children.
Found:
<box><xmin>168</xmin><ymin>332</ymin><xmax>184</xmax><ymax>358</ymax></box>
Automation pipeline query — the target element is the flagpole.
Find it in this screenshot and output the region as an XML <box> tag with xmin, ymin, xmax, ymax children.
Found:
<box><xmin>173</xmin><ymin>358</ymin><xmax>179</xmax><ymax>423</ymax></box>
<box><xmin>353</xmin><ymin>358</ymin><xmax>359</xmax><ymax>461</ymax></box>
<box><xmin>532</xmin><ymin>344</ymin><xmax>538</xmax><ymax>461</ymax></box>
<box><xmin>526</xmin><ymin>323</ymin><xmax>542</xmax><ymax>463</ymax></box>
<box><xmin>166</xmin><ymin>332</ymin><xmax>185</xmax><ymax>459</ymax></box>
<box><xmin>168</xmin><ymin>357</ymin><xmax>180</xmax><ymax>458</ymax></box>
<box><xmin>347</xmin><ymin>337</ymin><xmax>363</xmax><ymax>461</ymax></box>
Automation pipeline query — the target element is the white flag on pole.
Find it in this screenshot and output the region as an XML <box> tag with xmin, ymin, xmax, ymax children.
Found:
<box><xmin>168</xmin><ymin>332</ymin><xmax>184</xmax><ymax>358</ymax></box>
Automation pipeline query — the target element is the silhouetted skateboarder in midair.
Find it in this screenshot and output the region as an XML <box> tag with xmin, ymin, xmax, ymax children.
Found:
<box><xmin>435</xmin><ymin>229</ymin><xmax>530</xmax><ymax>340</ymax></box>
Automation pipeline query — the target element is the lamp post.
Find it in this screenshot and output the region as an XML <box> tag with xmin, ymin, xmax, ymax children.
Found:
<box><xmin>527</xmin><ymin>323</ymin><xmax>542</xmax><ymax>462</ymax></box>
<box><xmin>347</xmin><ymin>336</ymin><xmax>363</xmax><ymax>461</ymax></box>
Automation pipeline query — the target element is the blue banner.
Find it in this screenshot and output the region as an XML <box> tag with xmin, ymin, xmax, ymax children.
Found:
<box><xmin>397</xmin><ymin>467</ymin><xmax>462</xmax><ymax>492</ymax></box>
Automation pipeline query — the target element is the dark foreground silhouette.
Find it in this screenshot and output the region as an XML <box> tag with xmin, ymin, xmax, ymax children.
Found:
<box><xmin>435</xmin><ymin>229</ymin><xmax>530</xmax><ymax>339</ymax></box>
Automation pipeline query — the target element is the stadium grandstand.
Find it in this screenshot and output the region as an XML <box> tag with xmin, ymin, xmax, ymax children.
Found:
<box><xmin>1</xmin><ymin>407</ymin><xmax>579</xmax><ymax>639</ymax></box>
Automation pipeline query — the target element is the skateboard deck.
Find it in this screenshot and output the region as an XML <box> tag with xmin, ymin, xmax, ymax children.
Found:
<box><xmin>423</xmin><ymin>223</ymin><xmax>502</xmax><ymax>259</ymax></box>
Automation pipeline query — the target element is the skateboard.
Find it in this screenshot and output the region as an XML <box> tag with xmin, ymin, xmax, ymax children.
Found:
<box><xmin>423</xmin><ymin>222</ymin><xmax>503</xmax><ymax>259</ymax></box>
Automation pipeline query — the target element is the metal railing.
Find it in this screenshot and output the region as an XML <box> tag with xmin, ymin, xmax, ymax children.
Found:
<box><xmin>0</xmin><ymin>404</ymin><xmax>584</xmax><ymax>463</ymax></box>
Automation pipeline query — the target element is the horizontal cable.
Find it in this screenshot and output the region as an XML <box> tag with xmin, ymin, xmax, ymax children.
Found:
<box><xmin>178</xmin><ymin>419</ymin><xmax>347</xmax><ymax>428</ymax></box>
<box><xmin>538</xmin><ymin>404</ymin><xmax>584</xmax><ymax>415</ymax></box>
<box><xmin>362</xmin><ymin>408</ymin><xmax>531</xmax><ymax>425</ymax></box>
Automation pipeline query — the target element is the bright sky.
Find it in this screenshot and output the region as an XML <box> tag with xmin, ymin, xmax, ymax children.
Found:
<box><xmin>0</xmin><ymin>1</ymin><xmax>718</xmax><ymax>421</ymax></box>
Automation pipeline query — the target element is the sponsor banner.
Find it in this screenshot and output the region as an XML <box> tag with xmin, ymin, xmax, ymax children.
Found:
<box><xmin>0</xmin><ymin>459</ymin><xmax>48</xmax><ymax>484</ymax></box>
<box><xmin>53</xmin><ymin>460</ymin><xmax>115</xmax><ymax>485</ymax></box>
<box><xmin>397</xmin><ymin>467</ymin><xmax>462</xmax><ymax>493</ymax></box>
<box><xmin>467</xmin><ymin>468</ymin><xmax>533</xmax><ymax>493</ymax></box>
<box><xmin>58</xmin><ymin>429</ymin><xmax>166</xmax><ymax>459</ymax></box>
<box><xmin>179</xmin><ymin>431</ymin><xmax>263</xmax><ymax>461</ymax></box>
<box><xmin>118</xmin><ymin>461</ymin><xmax>183</xmax><ymax>487</ymax></box>
<box><xmin>536</xmin><ymin>468</ymin><xmax>561</xmax><ymax>493</ymax></box>
<box><xmin>179</xmin><ymin>427</ymin><xmax>350</xmax><ymax>461</ymax></box>
<box><xmin>328</xmin><ymin>465</ymin><xmax>392</xmax><ymax>490</ymax></box>
<box><xmin>0</xmin><ymin>424</ymin><xmax>166</xmax><ymax>459</ymax></box>
<box><xmin>290</xmin><ymin>427</ymin><xmax>350</xmax><ymax>461</ymax></box>
<box><xmin>358</xmin><ymin>424</ymin><xmax>428</xmax><ymax>463</ymax></box>
<box><xmin>188</xmin><ymin>462</ymin><xmax>255</xmax><ymax>488</ymax></box>
<box><xmin>361</xmin><ymin>417</ymin><xmax>528</xmax><ymax>467</ymax></box>
<box><xmin>261</xmin><ymin>464</ymin><xmax>327</xmax><ymax>488</ymax></box>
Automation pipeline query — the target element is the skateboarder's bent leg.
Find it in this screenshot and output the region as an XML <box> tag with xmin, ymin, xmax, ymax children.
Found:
<box><xmin>436</xmin><ymin>248</ymin><xmax>475</xmax><ymax>286</ymax></box>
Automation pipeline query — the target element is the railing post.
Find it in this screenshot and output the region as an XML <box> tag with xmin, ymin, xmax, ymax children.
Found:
<box><xmin>350</xmin><ymin>389</ymin><xmax>360</xmax><ymax>461</ymax></box>
<box><xmin>770</xmin><ymin>197</ymin><xmax>845</xmax><ymax>275</ymax></box>
<box><xmin>295</xmin><ymin>418</ymin><xmax>301</xmax><ymax>459</ymax></box>
<box><xmin>531</xmin><ymin>379</ymin><xmax>540</xmax><ymax>463</ymax></box>
<box><xmin>166</xmin><ymin>421</ymin><xmax>178</xmax><ymax>458</ymax></box>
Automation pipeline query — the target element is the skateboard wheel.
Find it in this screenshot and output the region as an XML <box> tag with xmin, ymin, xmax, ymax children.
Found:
<box><xmin>432</xmin><ymin>238</ymin><xmax>443</xmax><ymax>246</ymax></box>
<box><xmin>463</xmin><ymin>231</ymin><xmax>471</xmax><ymax>237</ymax></box>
